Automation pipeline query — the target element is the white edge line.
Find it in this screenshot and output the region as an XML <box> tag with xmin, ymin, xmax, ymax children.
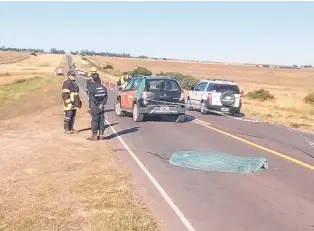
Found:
<box><xmin>77</xmin><ymin>75</ymin><xmax>197</xmax><ymax>231</ymax></box>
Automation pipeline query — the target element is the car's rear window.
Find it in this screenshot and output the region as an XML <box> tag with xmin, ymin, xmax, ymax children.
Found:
<box><xmin>213</xmin><ymin>84</ymin><xmax>240</xmax><ymax>94</ymax></box>
<box><xmin>145</xmin><ymin>79</ymin><xmax>180</xmax><ymax>92</ymax></box>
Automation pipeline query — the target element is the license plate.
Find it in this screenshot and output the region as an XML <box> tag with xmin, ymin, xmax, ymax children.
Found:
<box><xmin>221</xmin><ymin>107</ymin><xmax>229</xmax><ymax>112</ymax></box>
<box><xmin>160</xmin><ymin>106</ymin><xmax>170</xmax><ymax>111</ymax></box>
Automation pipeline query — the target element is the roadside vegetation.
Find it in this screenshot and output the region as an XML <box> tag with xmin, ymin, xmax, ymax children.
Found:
<box><xmin>0</xmin><ymin>76</ymin><xmax>55</xmax><ymax>104</ymax></box>
<box><xmin>0</xmin><ymin>52</ymin><xmax>159</xmax><ymax>231</ymax></box>
<box><xmin>156</xmin><ymin>71</ymin><xmax>199</xmax><ymax>89</ymax></box>
<box><xmin>304</xmin><ymin>92</ymin><xmax>314</xmax><ymax>105</ymax></box>
<box><xmin>246</xmin><ymin>89</ymin><xmax>275</xmax><ymax>101</ymax></box>
<box><xmin>130</xmin><ymin>67</ymin><xmax>152</xmax><ymax>76</ymax></box>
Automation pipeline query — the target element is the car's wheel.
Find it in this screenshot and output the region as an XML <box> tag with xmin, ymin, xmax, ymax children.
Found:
<box><xmin>133</xmin><ymin>103</ymin><xmax>144</xmax><ymax>122</ymax></box>
<box><xmin>200</xmin><ymin>101</ymin><xmax>208</xmax><ymax>115</ymax></box>
<box><xmin>115</xmin><ymin>100</ymin><xmax>125</xmax><ymax>116</ymax></box>
<box><xmin>231</xmin><ymin>109</ymin><xmax>240</xmax><ymax>117</ymax></box>
<box><xmin>186</xmin><ymin>98</ymin><xmax>193</xmax><ymax>111</ymax></box>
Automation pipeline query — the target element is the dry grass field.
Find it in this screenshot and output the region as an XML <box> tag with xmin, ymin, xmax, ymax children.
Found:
<box><xmin>89</xmin><ymin>56</ymin><xmax>314</xmax><ymax>131</ymax></box>
<box><xmin>0</xmin><ymin>52</ymin><xmax>159</xmax><ymax>230</ymax></box>
<box><xmin>0</xmin><ymin>51</ymin><xmax>30</xmax><ymax>65</ymax></box>
<box><xmin>0</xmin><ymin>52</ymin><xmax>65</xmax><ymax>85</ymax></box>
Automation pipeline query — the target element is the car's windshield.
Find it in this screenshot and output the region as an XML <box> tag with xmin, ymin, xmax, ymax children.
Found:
<box><xmin>145</xmin><ymin>79</ymin><xmax>180</xmax><ymax>92</ymax></box>
<box><xmin>213</xmin><ymin>84</ymin><xmax>240</xmax><ymax>94</ymax></box>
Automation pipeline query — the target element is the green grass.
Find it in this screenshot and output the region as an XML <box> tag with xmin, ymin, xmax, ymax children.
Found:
<box><xmin>0</xmin><ymin>76</ymin><xmax>55</xmax><ymax>104</ymax></box>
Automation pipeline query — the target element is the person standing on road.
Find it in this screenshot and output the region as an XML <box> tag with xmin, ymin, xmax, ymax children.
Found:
<box><xmin>61</xmin><ymin>70</ymin><xmax>82</xmax><ymax>134</ymax></box>
<box><xmin>87</xmin><ymin>73</ymin><xmax>108</xmax><ymax>141</ymax></box>
<box><xmin>85</xmin><ymin>67</ymin><xmax>102</xmax><ymax>111</ymax></box>
<box><xmin>117</xmin><ymin>71</ymin><xmax>130</xmax><ymax>90</ymax></box>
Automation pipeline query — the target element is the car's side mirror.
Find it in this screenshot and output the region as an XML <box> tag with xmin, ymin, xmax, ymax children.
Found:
<box><xmin>190</xmin><ymin>86</ymin><xmax>195</xmax><ymax>91</ymax></box>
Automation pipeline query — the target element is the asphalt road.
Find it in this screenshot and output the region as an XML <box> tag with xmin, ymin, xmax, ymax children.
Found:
<box><xmin>74</xmin><ymin>70</ymin><xmax>314</xmax><ymax>231</ymax></box>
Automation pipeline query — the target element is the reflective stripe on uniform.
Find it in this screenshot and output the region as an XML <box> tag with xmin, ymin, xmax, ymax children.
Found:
<box><xmin>70</xmin><ymin>92</ymin><xmax>79</xmax><ymax>101</ymax></box>
<box><xmin>95</xmin><ymin>93</ymin><xmax>107</xmax><ymax>96</ymax></box>
<box><xmin>62</xmin><ymin>89</ymin><xmax>70</xmax><ymax>93</ymax></box>
<box><xmin>64</xmin><ymin>116</ymin><xmax>71</xmax><ymax>120</ymax></box>
<box><xmin>65</xmin><ymin>99</ymin><xmax>72</xmax><ymax>103</ymax></box>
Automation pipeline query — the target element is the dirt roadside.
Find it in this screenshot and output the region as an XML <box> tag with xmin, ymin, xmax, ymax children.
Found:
<box><xmin>0</xmin><ymin>76</ymin><xmax>159</xmax><ymax>230</ymax></box>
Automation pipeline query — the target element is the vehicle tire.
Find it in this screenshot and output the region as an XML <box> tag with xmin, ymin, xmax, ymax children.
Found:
<box><xmin>200</xmin><ymin>101</ymin><xmax>208</xmax><ymax>115</ymax></box>
<box><xmin>231</xmin><ymin>109</ymin><xmax>240</xmax><ymax>117</ymax></box>
<box><xmin>133</xmin><ymin>103</ymin><xmax>144</xmax><ymax>122</ymax></box>
<box><xmin>186</xmin><ymin>98</ymin><xmax>193</xmax><ymax>111</ymax></box>
<box><xmin>174</xmin><ymin>114</ymin><xmax>185</xmax><ymax>123</ymax></box>
<box><xmin>115</xmin><ymin>100</ymin><xmax>125</xmax><ymax>117</ymax></box>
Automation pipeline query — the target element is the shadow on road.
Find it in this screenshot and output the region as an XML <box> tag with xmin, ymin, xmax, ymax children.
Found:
<box><xmin>233</xmin><ymin>112</ymin><xmax>246</xmax><ymax>118</ymax></box>
<box><xmin>78</xmin><ymin>127</ymin><xmax>91</xmax><ymax>133</ymax></box>
<box><xmin>142</xmin><ymin>114</ymin><xmax>195</xmax><ymax>123</ymax></box>
<box><xmin>104</xmin><ymin>126</ymin><xmax>140</xmax><ymax>140</ymax></box>
<box><xmin>78</xmin><ymin>123</ymin><xmax>118</xmax><ymax>133</ymax></box>
<box><xmin>104</xmin><ymin>108</ymin><xmax>115</xmax><ymax>113</ymax></box>
<box><xmin>112</xmin><ymin>148</ymin><xmax>170</xmax><ymax>161</ymax></box>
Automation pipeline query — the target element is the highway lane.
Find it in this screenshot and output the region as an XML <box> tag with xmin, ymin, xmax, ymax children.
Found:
<box><xmin>187</xmin><ymin>110</ymin><xmax>314</xmax><ymax>165</ymax></box>
<box><xmin>75</xmin><ymin>74</ymin><xmax>314</xmax><ymax>231</ymax></box>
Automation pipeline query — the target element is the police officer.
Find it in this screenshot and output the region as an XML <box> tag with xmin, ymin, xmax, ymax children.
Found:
<box><xmin>87</xmin><ymin>73</ymin><xmax>108</xmax><ymax>140</ymax></box>
<box><xmin>85</xmin><ymin>67</ymin><xmax>101</xmax><ymax>93</ymax></box>
<box><xmin>61</xmin><ymin>71</ymin><xmax>82</xmax><ymax>134</ymax></box>
<box><xmin>85</xmin><ymin>67</ymin><xmax>102</xmax><ymax>111</ymax></box>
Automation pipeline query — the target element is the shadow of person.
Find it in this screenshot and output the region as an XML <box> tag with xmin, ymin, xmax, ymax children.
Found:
<box><xmin>104</xmin><ymin>126</ymin><xmax>140</xmax><ymax>140</ymax></box>
<box><xmin>78</xmin><ymin>123</ymin><xmax>118</xmax><ymax>133</ymax></box>
<box><xmin>104</xmin><ymin>108</ymin><xmax>115</xmax><ymax>113</ymax></box>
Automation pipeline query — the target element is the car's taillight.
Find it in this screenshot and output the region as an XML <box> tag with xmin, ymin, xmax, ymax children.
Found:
<box><xmin>208</xmin><ymin>93</ymin><xmax>212</xmax><ymax>102</ymax></box>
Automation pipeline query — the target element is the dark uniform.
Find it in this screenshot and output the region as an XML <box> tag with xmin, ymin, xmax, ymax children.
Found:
<box><xmin>61</xmin><ymin>72</ymin><xmax>82</xmax><ymax>134</ymax></box>
<box><xmin>87</xmin><ymin>73</ymin><xmax>108</xmax><ymax>140</ymax></box>
<box><xmin>85</xmin><ymin>74</ymin><xmax>102</xmax><ymax>110</ymax></box>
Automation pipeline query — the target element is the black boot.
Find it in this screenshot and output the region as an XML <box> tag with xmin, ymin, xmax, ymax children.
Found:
<box><xmin>69</xmin><ymin>119</ymin><xmax>78</xmax><ymax>133</ymax></box>
<box><xmin>64</xmin><ymin>120</ymin><xmax>73</xmax><ymax>134</ymax></box>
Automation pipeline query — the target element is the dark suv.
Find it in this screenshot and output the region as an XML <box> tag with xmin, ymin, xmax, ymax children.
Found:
<box><xmin>115</xmin><ymin>76</ymin><xmax>186</xmax><ymax>122</ymax></box>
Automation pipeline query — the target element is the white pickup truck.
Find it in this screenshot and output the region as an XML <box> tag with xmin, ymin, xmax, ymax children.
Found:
<box><xmin>187</xmin><ymin>79</ymin><xmax>242</xmax><ymax>116</ymax></box>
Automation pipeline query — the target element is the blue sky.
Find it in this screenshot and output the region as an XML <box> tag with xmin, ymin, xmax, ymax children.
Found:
<box><xmin>0</xmin><ymin>1</ymin><xmax>313</xmax><ymax>65</ymax></box>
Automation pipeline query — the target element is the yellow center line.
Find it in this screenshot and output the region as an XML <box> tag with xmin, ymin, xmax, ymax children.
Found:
<box><xmin>192</xmin><ymin>120</ymin><xmax>314</xmax><ymax>170</ymax></box>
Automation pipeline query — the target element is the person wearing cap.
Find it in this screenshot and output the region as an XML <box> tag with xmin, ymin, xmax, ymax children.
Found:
<box><xmin>87</xmin><ymin>73</ymin><xmax>108</xmax><ymax>140</ymax></box>
<box><xmin>85</xmin><ymin>67</ymin><xmax>98</xmax><ymax>93</ymax></box>
<box><xmin>85</xmin><ymin>67</ymin><xmax>102</xmax><ymax>111</ymax></box>
<box><xmin>61</xmin><ymin>71</ymin><xmax>82</xmax><ymax>134</ymax></box>
<box><xmin>117</xmin><ymin>72</ymin><xmax>130</xmax><ymax>90</ymax></box>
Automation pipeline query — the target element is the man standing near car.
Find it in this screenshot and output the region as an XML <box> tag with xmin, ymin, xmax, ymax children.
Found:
<box><xmin>87</xmin><ymin>73</ymin><xmax>108</xmax><ymax>141</ymax></box>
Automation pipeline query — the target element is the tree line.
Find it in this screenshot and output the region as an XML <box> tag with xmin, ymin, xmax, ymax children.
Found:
<box><xmin>1</xmin><ymin>46</ymin><xmax>313</xmax><ymax>67</ymax></box>
<box><xmin>0</xmin><ymin>46</ymin><xmax>44</xmax><ymax>53</ymax></box>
